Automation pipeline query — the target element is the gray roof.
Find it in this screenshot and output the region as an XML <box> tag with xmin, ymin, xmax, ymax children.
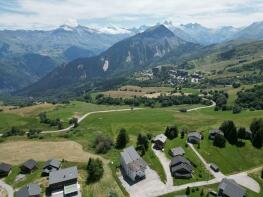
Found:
<box><xmin>171</xmin><ymin>163</ymin><xmax>193</xmax><ymax>173</ymax></box>
<box><xmin>49</xmin><ymin>166</ymin><xmax>78</xmax><ymax>185</ymax></box>
<box><xmin>43</xmin><ymin>159</ymin><xmax>61</xmax><ymax>169</ymax></box>
<box><xmin>153</xmin><ymin>134</ymin><xmax>167</xmax><ymax>143</ymax></box>
<box><xmin>15</xmin><ymin>183</ymin><xmax>40</xmax><ymax>197</ymax></box>
<box><xmin>170</xmin><ymin>147</ymin><xmax>185</xmax><ymax>156</ymax></box>
<box><xmin>188</xmin><ymin>132</ymin><xmax>202</xmax><ymax>139</ymax></box>
<box><xmin>22</xmin><ymin>159</ymin><xmax>37</xmax><ymax>170</ymax></box>
<box><xmin>219</xmin><ymin>178</ymin><xmax>246</xmax><ymax>197</ymax></box>
<box><xmin>0</xmin><ymin>162</ymin><xmax>12</xmax><ymax>172</ymax></box>
<box><xmin>209</xmin><ymin>129</ymin><xmax>224</xmax><ymax>136</ymax></box>
<box><xmin>170</xmin><ymin>155</ymin><xmax>191</xmax><ymax>167</ymax></box>
<box><xmin>121</xmin><ymin>146</ymin><xmax>147</xmax><ymax>171</ymax></box>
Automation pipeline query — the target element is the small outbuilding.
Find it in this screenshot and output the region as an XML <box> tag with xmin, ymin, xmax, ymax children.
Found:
<box><xmin>169</xmin><ymin>147</ymin><xmax>185</xmax><ymax>157</ymax></box>
<box><xmin>210</xmin><ymin>163</ymin><xmax>219</xmax><ymax>172</ymax></box>
<box><xmin>42</xmin><ymin>159</ymin><xmax>61</xmax><ymax>176</ymax></box>
<box><xmin>152</xmin><ymin>134</ymin><xmax>167</xmax><ymax>150</ymax></box>
<box><xmin>209</xmin><ymin>129</ymin><xmax>224</xmax><ymax>140</ymax></box>
<box><xmin>15</xmin><ymin>183</ymin><xmax>41</xmax><ymax>197</ymax></box>
<box><xmin>20</xmin><ymin>159</ymin><xmax>37</xmax><ymax>174</ymax></box>
<box><xmin>187</xmin><ymin>132</ymin><xmax>202</xmax><ymax>144</ymax></box>
<box><xmin>0</xmin><ymin>162</ymin><xmax>12</xmax><ymax>177</ymax></box>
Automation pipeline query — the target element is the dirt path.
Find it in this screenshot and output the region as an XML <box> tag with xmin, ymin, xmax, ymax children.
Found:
<box><xmin>42</xmin><ymin>108</ymin><xmax>143</xmax><ymax>134</ymax></box>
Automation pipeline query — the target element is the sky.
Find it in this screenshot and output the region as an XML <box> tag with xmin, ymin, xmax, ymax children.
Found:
<box><xmin>0</xmin><ymin>0</ymin><xmax>263</xmax><ymax>30</ymax></box>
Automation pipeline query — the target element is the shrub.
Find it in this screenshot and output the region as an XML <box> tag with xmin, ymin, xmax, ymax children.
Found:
<box><xmin>87</xmin><ymin>158</ymin><xmax>104</xmax><ymax>183</ymax></box>
<box><xmin>213</xmin><ymin>134</ymin><xmax>226</xmax><ymax>148</ymax></box>
<box><xmin>186</xmin><ymin>187</ymin><xmax>190</xmax><ymax>195</ymax></box>
<box><xmin>233</xmin><ymin>105</ymin><xmax>242</xmax><ymax>114</ymax></box>
<box><xmin>115</xmin><ymin>128</ymin><xmax>129</xmax><ymax>149</ymax></box>
<box><xmin>94</xmin><ymin>134</ymin><xmax>113</xmax><ymax>154</ymax></box>
<box><xmin>164</xmin><ymin>125</ymin><xmax>178</xmax><ymax>139</ymax></box>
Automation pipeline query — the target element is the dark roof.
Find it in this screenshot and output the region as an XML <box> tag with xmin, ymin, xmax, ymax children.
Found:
<box><xmin>209</xmin><ymin>129</ymin><xmax>224</xmax><ymax>136</ymax></box>
<box><xmin>15</xmin><ymin>183</ymin><xmax>41</xmax><ymax>197</ymax></box>
<box><xmin>170</xmin><ymin>156</ymin><xmax>191</xmax><ymax>167</ymax></box>
<box><xmin>171</xmin><ymin>163</ymin><xmax>193</xmax><ymax>173</ymax></box>
<box><xmin>49</xmin><ymin>166</ymin><xmax>78</xmax><ymax>185</ymax></box>
<box><xmin>219</xmin><ymin>178</ymin><xmax>246</xmax><ymax>197</ymax></box>
<box><xmin>43</xmin><ymin>159</ymin><xmax>61</xmax><ymax>169</ymax></box>
<box><xmin>0</xmin><ymin>162</ymin><xmax>12</xmax><ymax>172</ymax></box>
<box><xmin>170</xmin><ymin>147</ymin><xmax>185</xmax><ymax>156</ymax></box>
<box><xmin>22</xmin><ymin>159</ymin><xmax>37</xmax><ymax>170</ymax></box>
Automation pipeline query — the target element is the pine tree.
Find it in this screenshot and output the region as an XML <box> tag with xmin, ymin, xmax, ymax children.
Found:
<box><xmin>115</xmin><ymin>128</ymin><xmax>129</xmax><ymax>149</ymax></box>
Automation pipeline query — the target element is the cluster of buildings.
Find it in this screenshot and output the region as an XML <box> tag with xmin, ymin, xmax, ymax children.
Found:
<box><xmin>0</xmin><ymin>159</ymin><xmax>80</xmax><ymax>197</ymax></box>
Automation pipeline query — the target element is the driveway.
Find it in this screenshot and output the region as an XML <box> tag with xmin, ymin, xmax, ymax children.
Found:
<box><xmin>151</xmin><ymin>145</ymin><xmax>173</xmax><ymax>188</ymax></box>
<box><xmin>0</xmin><ymin>180</ymin><xmax>14</xmax><ymax>197</ymax></box>
<box><xmin>119</xmin><ymin>167</ymin><xmax>167</xmax><ymax>197</ymax></box>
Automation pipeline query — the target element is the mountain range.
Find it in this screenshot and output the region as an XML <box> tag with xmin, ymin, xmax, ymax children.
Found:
<box><xmin>1</xmin><ymin>20</ymin><xmax>263</xmax><ymax>95</ymax></box>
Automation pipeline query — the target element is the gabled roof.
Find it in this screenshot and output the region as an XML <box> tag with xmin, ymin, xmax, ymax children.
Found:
<box><xmin>15</xmin><ymin>183</ymin><xmax>41</xmax><ymax>197</ymax></box>
<box><xmin>0</xmin><ymin>162</ymin><xmax>12</xmax><ymax>172</ymax></box>
<box><xmin>171</xmin><ymin>163</ymin><xmax>193</xmax><ymax>173</ymax></box>
<box><xmin>121</xmin><ymin>146</ymin><xmax>147</xmax><ymax>171</ymax></box>
<box><xmin>170</xmin><ymin>155</ymin><xmax>191</xmax><ymax>167</ymax></box>
<box><xmin>49</xmin><ymin>166</ymin><xmax>78</xmax><ymax>185</ymax></box>
<box><xmin>209</xmin><ymin>129</ymin><xmax>224</xmax><ymax>136</ymax></box>
<box><xmin>219</xmin><ymin>178</ymin><xmax>246</xmax><ymax>197</ymax></box>
<box><xmin>43</xmin><ymin>159</ymin><xmax>61</xmax><ymax>169</ymax></box>
<box><xmin>153</xmin><ymin>134</ymin><xmax>167</xmax><ymax>143</ymax></box>
<box><xmin>170</xmin><ymin>147</ymin><xmax>185</xmax><ymax>156</ymax></box>
<box><xmin>22</xmin><ymin>159</ymin><xmax>37</xmax><ymax>170</ymax></box>
<box><xmin>188</xmin><ymin>132</ymin><xmax>202</xmax><ymax>139</ymax></box>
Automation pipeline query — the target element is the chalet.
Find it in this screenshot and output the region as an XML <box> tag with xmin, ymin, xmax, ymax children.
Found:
<box><xmin>48</xmin><ymin>166</ymin><xmax>80</xmax><ymax>197</ymax></box>
<box><xmin>42</xmin><ymin>159</ymin><xmax>61</xmax><ymax>176</ymax></box>
<box><xmin>20</xmin><ymin>159</ymin><xmax>37</xmax><ymax>174</ymax></box>
<box><xmin>15</xmin><ymin>183</ymin><xmax>41</xmax><ymax>197</ymax></box>
<box><xmin>120</xmin><ymin>146</ymin><xmax>147</xmax><ymax>182</ymax></box>
<box><xmin>169</xmin><ymin>147</ymin><xmax>185</xmax><ymax>157</ymax></box>
<box><xmin>170</xmin><ymin>155</ymin><xmax>193</xmax><ymax>179</ymax></box>
<box><xmin>209</xmin><ymin>129</ymin><xmax>224</xmax><ymax>140</ymax></box>
<box><xmin>152</xmin><ymin>134</ymin><xmax>167</xmax><ymax>150</ymax></box>
<box><xmin>218</xmin><ymin>178</ymin><xmax>246</xmax><ymax>197</ymax></box>
<box><xmin>0</xmin><ymin>162</ymin><xmax>12</xmax><ymax>177</ymax></box>
<box><xmin>187</xmin><ymin>132</ymin><xmax>202</xmax><ymax>144</ymax></box>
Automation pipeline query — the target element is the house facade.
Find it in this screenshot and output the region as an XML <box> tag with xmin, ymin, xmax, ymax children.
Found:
<box><xmin>170</xmin><ymin>155</ymin><xmax>193</xmax><ymax>179</ymax></box>
<box><xmin>152</xmin><ymin>134</ymin><xmax>167</xmax><ymax>150</ymax></box>
<box><xmin>218</xmin><ymin>178</ymin><xmax>246</xmax><ymax>197</ymax></box>
<box><xmin>120</xmin><ymin>146</ymin><xmax>147</xmax><ymax>182</ymax></box>
<box><xmin>15</xmin><ymin>183</ymin><xmax>41</xmax><ymax>197</ymax></box>
<box><xmin>187</xmin><ymin>132</ymin><xmax>202</xmax><ymax>144</ymax></box>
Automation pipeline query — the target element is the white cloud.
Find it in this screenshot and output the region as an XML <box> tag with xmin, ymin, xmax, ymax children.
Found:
<box><xmin>0</xmin><ymin>0</ymin><xmax>263</xmax><ymax>29</ymax></box>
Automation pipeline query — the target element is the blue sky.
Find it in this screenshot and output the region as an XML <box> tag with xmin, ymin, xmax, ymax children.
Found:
<box><xmin>0</xmin><ymin>0</ymin><xmax>263</xmax><ymax>30</ymax></box>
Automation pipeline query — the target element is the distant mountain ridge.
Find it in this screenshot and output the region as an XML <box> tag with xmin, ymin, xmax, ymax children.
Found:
<box><xmin>17</xmin><ymin>25</ymin><xmax>192</xmax><ymax>97</ymax></box>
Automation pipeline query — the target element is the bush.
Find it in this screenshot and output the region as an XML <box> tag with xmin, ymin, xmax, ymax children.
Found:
<box><xmin>94</xmin><ymin>134</ymin><xmax>113</xmax><ymax>154</ymax></box>
<box><xmin>3</xmin><ymin>127</ymin><xmax>25</xmax><ymax>137</ymax></box>
<box><xmin>220</xmin><ymin>120</ymin><xmax>237</xmax><ymax>144</ymax></box>
<box><xmin>213</xmin><ymin>134</ymin><xmax>226</xmax><ymax>148</ymax></box>
<box><xmin>115</xmin><ymin>128</ymin><xmax>129</xmax><ymax>149</ymax></box>
<box><xmin>261</xmin><ymin>168</ymin><xmax>263</xmax><ymax>179</ymax></box>
<box><xmin>27</xmin><ymin>129</ymin><xmax>42</xmax><ymax>139</ymax></box>
<box><xmin>233</xmin><ymin>105</ymin><xmax>242</xmax><ymax>114</ymax></box>
<box><xmin>164</xmin><ymin>125</ymin><xmax>178</xmax><ymax>139</ymax></box>
<box><xmin>87</xmin><ymin>158</ymin><xmax>104</xmax><ymax>183</ymax></box>
<box><xmin>186</xmin><ymin>187</ymin><xmax>190</xmax><ymax>195</ymax></box>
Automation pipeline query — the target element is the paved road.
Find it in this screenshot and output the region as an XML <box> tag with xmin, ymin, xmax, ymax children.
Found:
<box><xmin>0</xmin><ymin>180</ymin><xmax>14</xmax><ymax>197</ymax></box>
<box><xmin>42</xmin><ymin>108</ymin><xmax>143</xmax><ymax>134</ymax></box>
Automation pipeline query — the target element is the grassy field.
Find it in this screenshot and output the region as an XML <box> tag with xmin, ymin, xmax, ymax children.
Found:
<box><xmin>0</xmin><ymin>101</ymin><xmax>127</xmax><ymax>133</ymax></box>
<box><xmin>164</xmin><ymin>138</ymin><xmax>212</xmax><ymax>185</ymax></box>
<box><xmin>159</xmin><ymin>184</ymin><xmax>218</xmax><ymax>197</ymax></box>
<box><xmin>248</xmin><ymin>171</ymin><xmax>263</xmax><ymax>197</ymax></box>
<box><xmin>198</xmin><ymin>132</ymin><xmax>263</xmax><ymax>174</ymax></box>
